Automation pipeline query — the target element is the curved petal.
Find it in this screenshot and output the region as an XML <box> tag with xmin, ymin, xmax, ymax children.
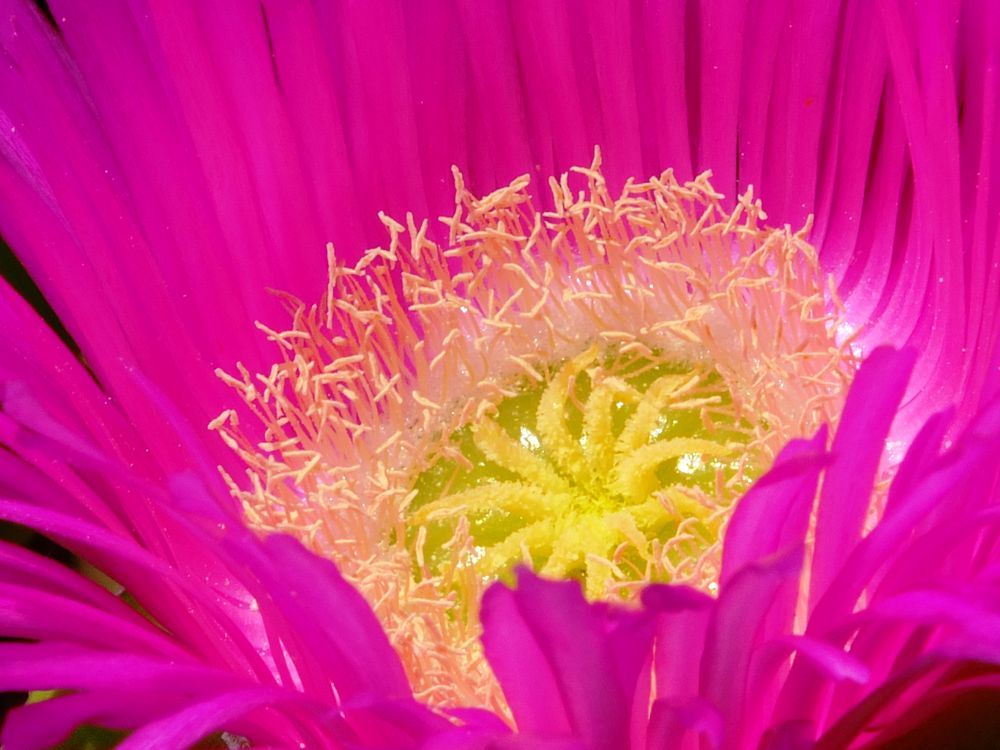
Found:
<box><xmin>481</xmin><ymin>570</ymin><xmax>656</xmax><ymax>750</ymax></box>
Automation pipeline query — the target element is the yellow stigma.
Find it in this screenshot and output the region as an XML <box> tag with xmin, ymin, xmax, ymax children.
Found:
<box><xmin>410</xmin><ymin>347</ymin><xmax>757</xmax><ymax>600</ymax></box>
<box><xmin>212</xmin><ymin>151</ymin><xmax>857</xmax><ymax>713</ymax></box>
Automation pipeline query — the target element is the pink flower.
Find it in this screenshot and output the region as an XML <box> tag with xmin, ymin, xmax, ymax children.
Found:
<box><xmin>0</xmin><ymin>1</ymin><xmax>998</xmax><ymax>749</ymax></box>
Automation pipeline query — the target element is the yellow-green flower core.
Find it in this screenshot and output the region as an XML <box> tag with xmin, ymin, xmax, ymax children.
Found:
<box><xmin>410</xmin><ymin>347</ymin><xmax>756</xmax><ymax>599</ymax></box>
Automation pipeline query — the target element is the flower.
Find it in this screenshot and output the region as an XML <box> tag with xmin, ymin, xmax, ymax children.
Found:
<box><xmin>0</xmin><ymin>1</ymin><xmax>998</xmax><ymax>749</ymax></box>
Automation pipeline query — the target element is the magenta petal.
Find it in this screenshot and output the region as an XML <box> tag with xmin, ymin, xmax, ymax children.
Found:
<box><xmin>865</xmin><ymin>587</ymin><xmax>1000</xmax><ymax>647</ymax></box>
<box><xmin>812</xmin><ymin>1</ymin><xmax>888</xmax><ymax>278</ymax></box>
<box><xmin>757</xmin><ymin>3</ymin><xmax>840</xmax><ymax>229</ymax></box>
<box><xmin>811</xmin><ymin>662</ymin><xmax>951</xmax><ymax>750</ymax></box>
<box><xmin>580</xmin><ymin>0</ymin><xmax>643</xmax><ymax>182</ymax></box>
<box><xmin>0</xmin><ymin>499</ymin><xmax>208</xmax><ymax>604</ymax></box>
<box><xmin>481</xmin><ymin>570</ymin><xmax>644</xmax><ymax>749</ymax></box>
<box><xmin>0</xmin><ymin>538</ymin><xmax>129</xmax><ymax>613</ymax></box>
<box><xmin>479</xmin><ymin>579</ymin><xmax>576</xmax><ymax>739</ymax></box>
<box><xmin>481</xmin><ymin>739</ymin><xmax>587</xmax><ymax>750</ymax></box>
<box><xmin>0</xmin><ymin>2</ymin><xmax>264</xmax><ymax>453</ymax></box>
<box><xmin>2</xmin><ymin>381</ymin><xmax>117</xmax><ymax>468</ymax></box>
<box><xmin>634</xmin><ymin>0</ymin><xmax>692</xmax><ymax>178</ymax></box>
<box><xmin>881</xmin><ymin>406</ymin><xmax>954</xmax><ymax>518</ymax></box>
<box><xmin>259</xmin><ymin>533</ymin><xmax>412</xmax><ymax>700</ymax></box>
<box><xmin>809</xmin><ymin>346</ymin><xmax>916</xmax><ymax>609</ymax></box>
<box><xmin>113</xmin><ymin>687</ymin><xmax>321</xmax><ymax>750</ymax></box>
<box><xmin>774</xmin><ymin>389</ymin><xmax>1000</xmax><ymax>735</ymax></box>
<box><xmin>646</xmin><ymin>697</ymin><xmax>723</xmax><ymax>750</ymax></box>
<box><xmin>764</xmin><ymin>636</ymin><xmax>870</xmax><ymax>685</ymax></box>
<box><xmin>454</xmin><ymin>1</ymin><xmax>533</xmax><ymax>188</ymax></box>
<box><xmin>641</xmin><ymin>584</ymin><xmax>714</xmax><ymax>612</ymax></box>
<box><xmin>756</xmin><ymin>720</ymin><xmax>815</xmax><ymax>750</ymax></box>
<box><xmin>259</xmin><ymin>0</ymin><xmax>363</xmax><ymax>255</ymax></box>
<box><xmin>2</xmin><ymin>481</ymin><xmax>189</xmax><ymax>560</ymax></box>
<box><xmin>701</xmin><ymin>547</ymin><xmax>804</xmax><ymax>741</ymax></box>
<box><xmin>720</xmin><ymin>427</ymin><xmax>828</xmax><ymax>586</ymax></box>
<box><xmin>694</xmin><ymin>0</ymin><xmax>746</xmax><ymax>201</ymax></box>
<box><xmin>336</xmin><ymin>699</ymin><xmax>457</xmax><ymax>749</ymax></box>
<box><xmin>0</xmin><ymin>641</ymin><xmax>233</xmax><ymax>695</ymax></box>
<box><xmin>0</xmin><ymin>504</ymin><xmax>278</xmax><ymax>686</ymax></box>
<box><xmin>0</xmin><ymin>582</ymin><xmax>184</xmax><ymax>657</ymax></box>
<box><xmin>640</xmin><ymin>585</ymin><xmax>713</xmax><ymax>709</ymax></box>
<box><xmin>809</xmin><ymin>394</ymin><xmax>1000</xmax><ymax>635</ymax></box>
<box><xmin>47</xmin><ymin>0</ymin><xmax>324</xmax><ymax>326</ymax></box>
<box><xmin>162</xmin><ymin>476</ymin><xmax>412</xmax><ymax>703</ymax></box>
<box><xmin>505</xmin><ymin>3</ymin><xmax>592</xmax><ymax>187</ymax></box>
<box><xmin>2</xmin><ymin>693</ymin><xmax>154</xmax><ymax>750</ymax></box>
<box><xmin>419</xmin><ymin>712</ymin><xmax>510</xmax><ymax>750</ymax></box>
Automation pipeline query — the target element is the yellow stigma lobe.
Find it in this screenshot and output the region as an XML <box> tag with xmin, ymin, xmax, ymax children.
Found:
<box><xmin>213</xmin><ymin>151</ymin><xmax>857</xmax><ymax>713</ymax></box>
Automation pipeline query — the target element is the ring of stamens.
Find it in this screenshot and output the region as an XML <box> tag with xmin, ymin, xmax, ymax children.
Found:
<box><xmin>212</xmin><ymin>151</ymin><xmax>857</xmax><ymax>713</ymax></box>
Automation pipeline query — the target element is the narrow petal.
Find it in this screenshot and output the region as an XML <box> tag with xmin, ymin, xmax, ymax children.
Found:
<box><xmin>809</xmin><ymin>346</ymin><xmax>915</xmax><ymax>609</ymax></box>
<box><xmin>481</xmin><ymin>570</ymin><xmax>651</xmax><ymax>749</ymax></box>
<box><xmin>720</xmin><ymin>427</ymin><xmax>828</xmax><ymax>587</ymax></box>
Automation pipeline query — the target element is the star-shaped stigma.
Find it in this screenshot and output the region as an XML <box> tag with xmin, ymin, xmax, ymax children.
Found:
<box><xmin>410</xmin><ymin>345</ymin><xmax>757</xmax><ymax>599</ymax></box>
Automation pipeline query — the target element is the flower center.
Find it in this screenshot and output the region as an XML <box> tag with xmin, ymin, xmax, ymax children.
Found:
<box><xmin>410</xmin><ymin>347</ymin><xmax>756</xmax><ymax>599</ymax></box>
<box><xmin>213</xmin><ymin>152</ymin><xmax>856</xmax><ymax>712</ymax></box>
